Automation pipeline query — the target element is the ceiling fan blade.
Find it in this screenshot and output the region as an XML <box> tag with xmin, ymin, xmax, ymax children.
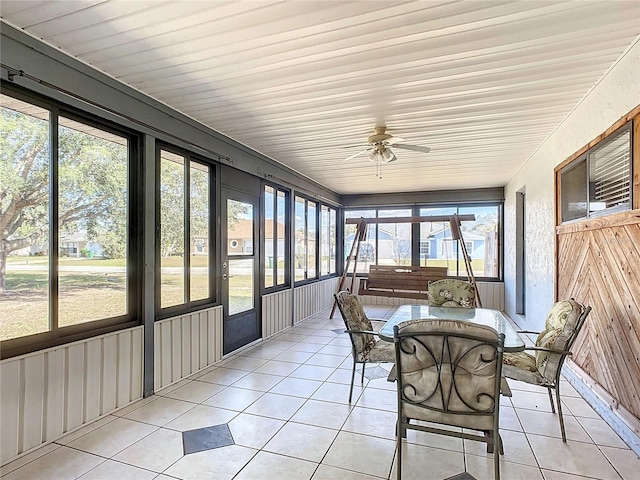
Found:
<box><xmin>386</xmin><ymin>136</ymin><xmax>405</xmax><ymax>145</ymax></box>
<box><xmin>393</xmin><ymin>143</ymin><xmax>431</xmax><ymax>153</ymax></box>
<box><xmin>343</xmin><ymin>148</ymin><xmax>371</xmax><ymax>162</ymax></box>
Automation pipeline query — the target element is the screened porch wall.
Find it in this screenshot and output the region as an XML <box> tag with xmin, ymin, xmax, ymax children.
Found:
<box><xmin>0</xmin><ymin>327</ymin><xmax>144</xmax><ymax>465</ymax></box>
<box><xmin>154</xmin><ymin>306</ymin><xmax>224</xmax><ymax>391</ymax></box>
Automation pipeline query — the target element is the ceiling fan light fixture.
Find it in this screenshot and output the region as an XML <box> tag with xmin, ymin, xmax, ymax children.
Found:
<box><xmin>381</xmin><ymin>147</ymin><xmax>396</xmax><ymax>162</ymax></box>
<box><xmin>367</xmin><ymin>146</ymin><xmax>396</xmax><ymax>163</ymax></box>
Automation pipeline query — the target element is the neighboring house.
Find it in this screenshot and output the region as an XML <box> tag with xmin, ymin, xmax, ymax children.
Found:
<box><xmin>345</xmin><ymin>230</ymin><xmax>396</xmax><ymax>261</ymax></box>
<box><xmin>421</xmin><ymin>227</ymin><xmax>486</xmax><ymax>261</ymax></box>
<box><xmin>229</xmin><ymin>219</ymin><xmax>285</xmax><ymax>257</ymax></box>
<box><xmin>346</xmin><ymin>227</ymin><xmax>487</xmax><ymax>263</ymax></box>
<box><xmin>59</xmin><ymin>233</ymin><xmax>87</xmax><ymax>257</ymax></box>
<box><xmin>11</xmin><ymin>234</ymin><xmax>102</xmax><ymax>258</ymax></box>
<box><xmin>191</xmin><ymin>236</ymin><xmax>209</xmax><ymax>255</ymax></box>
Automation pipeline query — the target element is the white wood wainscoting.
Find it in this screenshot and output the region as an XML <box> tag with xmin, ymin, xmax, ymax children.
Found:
<box><xmin>476</xmin><ymin>282</ymin><xmax>505</xmax><ymax>311</ymax></box>
<box><xmin>355</xmin><ymin>279</ymin><xmax>505</xmax><ymax>311</ymax></box>
<box><xmin>293</xmin><ymin>277</ymin><xmax>341</xmax><ymax>324</ymax></box>
<box><xmin>262</xmin><ymin>289</ymin><xmax>293</xmax><ymax>339</ymax></box>
<box><xmin>154</xmin><ymin>306</ymin><xmax>223</xmax><ymax>391</ymax></box>
<box><xmin>0</xmin><ymin>327</ymin><xmax>143</xmax><ymax>465</ymax></box>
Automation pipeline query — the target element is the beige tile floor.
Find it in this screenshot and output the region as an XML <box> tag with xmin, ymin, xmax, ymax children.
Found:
<box><xmin>2</xmin><ymin>306</ymin><xmax>639</xmax><ymax>480</ymax></box>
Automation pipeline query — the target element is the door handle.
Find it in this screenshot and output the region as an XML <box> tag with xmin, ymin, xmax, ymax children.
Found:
<box><xmin>222</xmin><ymin>273</ymin><xmax>227</xmax><ymax>280</ymax></box>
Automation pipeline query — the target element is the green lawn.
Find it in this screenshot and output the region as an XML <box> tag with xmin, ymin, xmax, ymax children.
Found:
<box><xmin>1</xmin><ymin>271</ymin><xmax>127</xmax><ymax>341</ymax></box>
<box><xmin>7</xmin><ymin>254</ymin><xmax>210</xmax><ymax>268</ymax></box>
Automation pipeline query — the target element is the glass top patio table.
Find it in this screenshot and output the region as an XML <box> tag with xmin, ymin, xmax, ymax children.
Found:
<box><xmin>378</xmin><ymin>304</ymin><xmax>525</xmax><ymax>352</ymax></box>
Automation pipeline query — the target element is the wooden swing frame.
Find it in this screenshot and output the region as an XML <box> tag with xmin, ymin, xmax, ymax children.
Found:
<box><xmin>330</xmin><ymin>214</ymin><xmax>482</xmax><ymax>318</ymax></box>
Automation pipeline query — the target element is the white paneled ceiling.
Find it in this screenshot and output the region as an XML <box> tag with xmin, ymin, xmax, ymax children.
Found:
<box><xmin>2</xmin><ymin>0</ymin><xmax>639</xmax><ymax>194</ymax></box>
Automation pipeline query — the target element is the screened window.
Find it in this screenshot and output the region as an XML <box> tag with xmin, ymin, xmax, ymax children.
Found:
<box><xmin>264</xmin><ymin>184</ymin><xmax>289</xmax><ymax>289</ymax></box>
<box><xmin>344</xmin><ymin>204</ymin><xmax>501</xmax><ymax>280</ymax></box>
<box><xmin>320</xmin><ymin>205</ymin><xmax>336</xmax><ymax>276</ymax></box>
<box><xmin>378</xmin><ymin>209</ymin><xmax>412</xmax><ymax>266</ymax></box>
<box><xmin>344</xmin><ymin>210</ymin><xmax>375</xmax><ymax>273</ymax></box>
<box><xmin>0</xmin><ymin>91</ymin><xmax>140</xmax><ymax>356</ymax></box>
<box><xmin>307</xmin><ymin>202</ymin><xmax>317</xmax><ymax>278</ymax></box>
<box><xmin>344</xmin><ymin>209</ymin><xmax>412</xmax><ymax>269</ymax></box>
<box><xmin>158</xmin><ymin>147</ymin><xmax>213</xmax><ymax>312</ymax></box>
<box><xmin>561</xmin><ymin>124</ymin><xmax>632</xmax><ymax>222</ymax></box>
<box><xmin>58</xmin><ymin>116</ymin><xmax>129</xmax><ymax>327</ymax></box>
<box><xmin>418</xmin><ymin>205</ymin><xmax>500</xmax><ymax>278</ymax></box>
<box><xmin>294</xmin><ymin>195</ymin><xmax>318</xmax><ymax>282</ymax></box>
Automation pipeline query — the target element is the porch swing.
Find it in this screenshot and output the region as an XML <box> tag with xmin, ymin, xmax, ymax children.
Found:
<box><xmin>330</xmin><ymin>214</ymin><xmax>482</xmax><ymax>318</ymax></box>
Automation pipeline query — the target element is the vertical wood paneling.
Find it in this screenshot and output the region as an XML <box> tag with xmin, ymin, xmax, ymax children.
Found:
<box><xmin>130</xmin><ymin>328</ymin><xmax>143</xmax><ymax>401</ymax></box>
<box><xmin>0</xmin><ymin>327</ymin><xmax>144</xmax><ymax>466</ymax></box>
<box><xmin>216</xmin><ymin>307</ymin><xmax>223</xmax><ymax>361</ymax></box>
<box><xmin>45</xmin><ymin>349</ymin><xmax>65</xmax><ymax>440</ymax></box>
<box><xmin>84</xmin><ymin>339</ymin><xmax>101</xmax><ymax>421</ymax></box>
<box><xmin>154</xmin><ymin>324</ymin><xmax>161</xmax><ymax>390</ymax></box>
<box><xmin>477</xmin><ymin>282</ymin><xmax>505</xmax><ymax>310</ymax></box>
<box><xmin>171</xmin><ymin>319</ymin><xmax>181</xmax><ymax>383</ymax></box>
<box><xmin>117</xmin><ymin>332</ymin><xmax>132</xmax><ymax>408</ymax></box>
<box><xmin>181</xmin><ymin>317</ymin><xmax>190</xmax><ymax>378</ymax></box>
<box><xmin>102</xmin><ymin>335</ymin><xmax>117</xmax><ymax>414</ymax></box>
<box><xmin>262</xmin><ymin>289</ymin><xmax>293</xmax><ymax>338</ymax></box>
<box><xmin>0</xmin><ymin>360</ymin><xmax>20</xmax><ymax>464</ymax></box>
<box><xmin>22</xmin><ymin>355</ymin><xmax>44</xmax><ymax>451</ymax></box>
<box><xmin>293</xmin><ymin>277</ymin><xmax>339</xmax><ymax>324</ymax></box>
<box><xmin>153</xmin><ymin>305</ymin><xmax>223</xmax><ymax>390</ymax></box>
<box><xmin>160</xmin><ymin>321</ymin><xmax>172</xmax><ymax>387</ymax></box>
<box><xmin>211</xmin><ymin>309</ymin><xmax>220</xmax><ymax>365</ymax></box>
<box><xmin>66</xmin><ymin>344</ymin><xmax>85</xmax><ymax>431</ymax></box>
<box><xmin>199</xmin><ymin>312</ymin><xmax>208</xmax><ymax>370</ymax></box>
<box><xmin>191</xmin><ymin>314</ymin><xmax>199</xmax><ymax>372</ymax></box>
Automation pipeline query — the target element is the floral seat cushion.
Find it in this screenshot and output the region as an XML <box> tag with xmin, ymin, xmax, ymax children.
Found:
<box><xmin>341</xmin><ymin>294</ymin><xmax>376</xmax><ymax>359</ymax></box>
<box><xmin>365</xmin><ymin>339</ymin><xmax>395</xmax><ymax>363</ymax></box>
<box><xmin>502</xmin><ymin>351</ymin><xmax>546</xmax><ymax>385</ymax></box>
<box><xmin>503</xmin><ymin>299</ymin><xmax>583</xmax><ymax>385</ymax></box>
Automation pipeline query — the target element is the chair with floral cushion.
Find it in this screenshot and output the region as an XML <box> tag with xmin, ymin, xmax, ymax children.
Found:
<box><xmin>334</xmin><ymin>291</ymin><xmax>395</xmax><ymax>402</ymax></box>
<box><xmin>428</xmin><ymin>279</ymin><xmax>476</xmax><ymax>308</ymax></box>
<box><xmin>393</xmin><ymin>319</ymin><xmax>505</xmax><ymax>480</ymax></box>
<box><xmin>502</xmin><ymin>299</ymin><xmax>591</xmax><ymax>442</ymax></box>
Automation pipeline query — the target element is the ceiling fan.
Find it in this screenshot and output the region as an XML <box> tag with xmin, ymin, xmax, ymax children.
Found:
<box><xmin>343</xmin><ymin>126</ymin><xmax>431</xmax><ymax>163</ymax></box>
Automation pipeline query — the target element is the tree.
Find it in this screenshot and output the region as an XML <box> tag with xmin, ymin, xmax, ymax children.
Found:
<box><xmin>0</xmin><ymin>105</ymin><xmax>127</xmax><ymax>292</ymax></box>
<box><xmin>462</xmin><ymin>213</ymin><xmax>498</xmax><ymax>235</ymax></box>
<box><xmin>1</xmin><ymin>107</ymin><xmax>49</xmax><ymax>293</ymax></box>
<box><xmin>391</xmin><ymin>239</ymin><xmax>411</xmax><ymax>265</ymax></box>
<box><xmin>2</xmin><ymin>101</ymin><xmax>250</xmax><ymax>295</ymax></box>
<box><xmin>160</xmin><ymin>158</ymin><xmax>186</xmax><ymax>258</ymax></box>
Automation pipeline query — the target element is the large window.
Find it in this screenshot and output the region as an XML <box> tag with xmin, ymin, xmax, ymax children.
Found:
<box><xmin>158</xmin><ymin>146</ymin><xmax>213</xmax><ymax>312</ymax></box>
<box><xmin>1</xmin><ymin>90</ymin><xmax>140</xmax><ymax>356</ymax></box>
<box><xmin>294</xmin><ymin>196</ymin><xmax>318</xmax><ymax>282</ymax></box>
<box><xmin>344</xmin><ymin>204</ymin><xmax>501</xmax><ymax>279</ymax></box>
<box><xmin>420</xmin><ymin>205</ymin><xmax>500</xmax><ymax>278</ymax></box>
<box><xmin>344</xmin><ymin>209</ymin><xmax>412</xmax><ymax>271</ymax></box>
<box><xmin>319</xmin><ymin>205</ymin><xmax>336</xmax><ymax>276</ymax></box>
<box><xmin>561</xmin><ymin>124</ymin><xmax>632</xmax><ymax>222</ymax></box>
<box><xmin>377</xmin><ymin>209</ymin><xmax>412</xmax><ymax>266</ymax></box>
<box><xmin>344</xmin><ymin>210</ymin><xmax>375</xmax><ymax>274</ymax></box>
<box><xmin>264</xmin><ymin>184</ymin><xmax>289</xmax><ymax>289</ymax></box>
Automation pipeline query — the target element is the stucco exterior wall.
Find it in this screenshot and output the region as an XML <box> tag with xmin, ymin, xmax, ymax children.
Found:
<box><xmin>503</xmin><ymin>37</ymin><xmax>640</xmax><ymax>330</ymax></box>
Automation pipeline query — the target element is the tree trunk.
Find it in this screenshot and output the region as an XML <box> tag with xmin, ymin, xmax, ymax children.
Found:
<box><xmin>0</xmin><ymin>240</ymin><xmax>8</xmax><ymax>293</ymax></box>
